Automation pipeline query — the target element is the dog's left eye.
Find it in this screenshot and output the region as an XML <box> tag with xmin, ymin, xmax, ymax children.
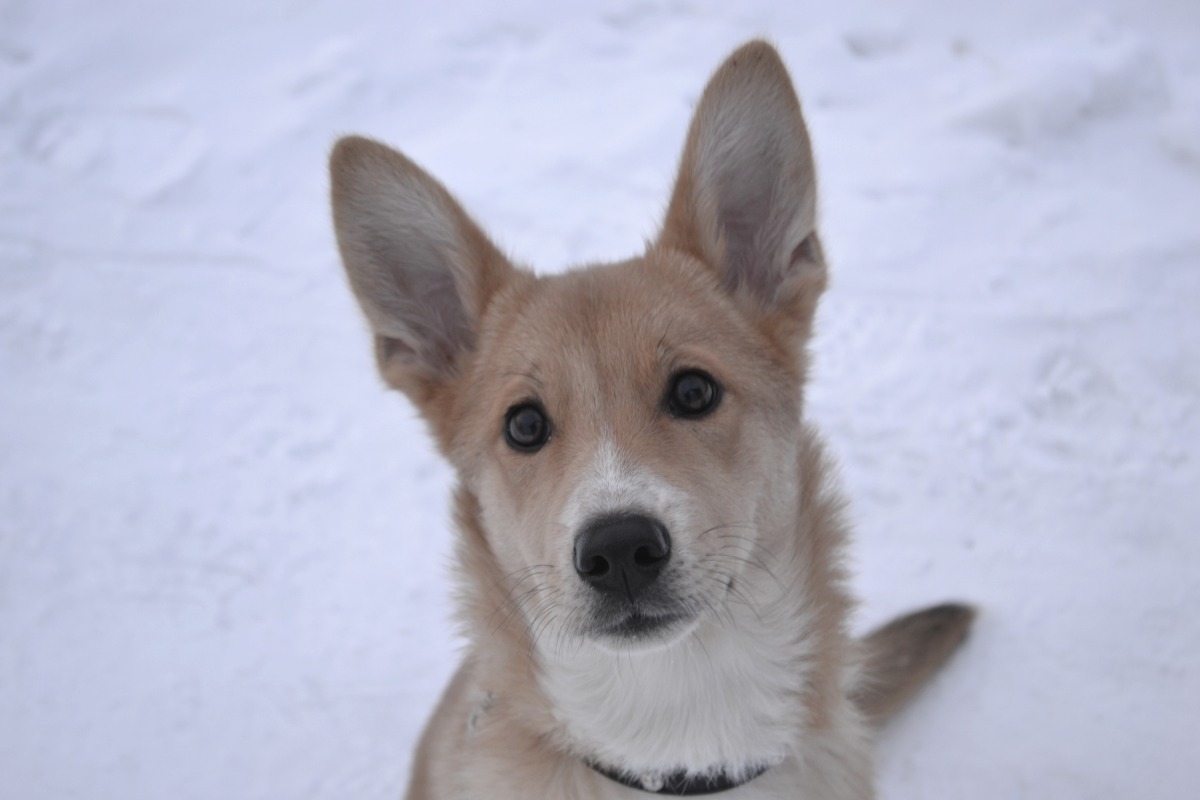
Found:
<box><xmin>504</xmin><ymin>403</ymin><xmax>551</xmax><ymax>452</ymax></box>
<box><xmin>666</xmin><ymin>370</ymin><xmax>721</xmax><ymax>418</ymax></box>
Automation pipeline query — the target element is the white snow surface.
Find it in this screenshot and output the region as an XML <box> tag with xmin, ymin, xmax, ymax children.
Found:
<box><xmin>3</xmin><ymin>1</ymin><xmax>1198</xmax><ymax>798</ymax></box>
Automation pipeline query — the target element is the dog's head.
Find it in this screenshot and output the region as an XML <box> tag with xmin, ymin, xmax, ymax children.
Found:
<box><xmin>331</xmin><ymin>42</ymin><xmax>825</xmax><ymax>653</ymax></box>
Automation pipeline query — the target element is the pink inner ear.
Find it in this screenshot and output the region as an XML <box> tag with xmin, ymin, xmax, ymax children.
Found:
<box><xmin>356</xmin><ymin>228</ymin><xmax>475</xmax><ymax>373</ymax></box>
<box><xmin>658</xmin><ymin>42</ymin><xmax>821</xmax><ymax>310</ymax></box>
<box><xmin>331</xmin><ymin>136</ymin><xmax>512</xmax><ymax>390</ymax></box>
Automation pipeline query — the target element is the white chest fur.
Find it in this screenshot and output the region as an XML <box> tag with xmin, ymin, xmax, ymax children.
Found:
<box><xmin>539</xmin><ymin>602</ymin><xmax>814</xmax><ymax>782</ymax></box>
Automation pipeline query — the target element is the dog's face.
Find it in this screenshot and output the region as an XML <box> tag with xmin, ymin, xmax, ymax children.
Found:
<box><xmin>456</xmin><ymin>254</ymin><xmax>805</xmax><ymax>649</ymax></box>
<box><xmin>331</xmin><ymin>42</ymin><xmax>825</xmax><ymax>654</ymax></box>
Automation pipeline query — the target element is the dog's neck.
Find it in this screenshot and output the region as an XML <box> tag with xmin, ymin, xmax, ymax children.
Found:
<box><xmin>538</xmin><ymin>586</ymin><xmax>815</xmax><ymax>783</ymax></box>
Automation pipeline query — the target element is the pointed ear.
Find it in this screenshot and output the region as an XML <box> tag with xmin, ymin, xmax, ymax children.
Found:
<box><xmin>330</xmin><ymin>136</ymin><xmax>516</xmax><ymax>404</ymax></box>
<box><xmin>658</xmin><ymin>41</ymin><xmax>826</xmax><ymax>335</ymax></box>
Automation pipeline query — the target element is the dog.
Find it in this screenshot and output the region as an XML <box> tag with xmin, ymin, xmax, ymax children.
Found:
<box><xmin>329</xmin><ymin>40</ymin><xmax>973</xmax><ymax>799</ymax></box>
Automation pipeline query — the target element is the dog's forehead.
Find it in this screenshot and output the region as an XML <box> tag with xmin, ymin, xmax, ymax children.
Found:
<box><xmin>494</xmin><ymin>257</ymin><xmax>735</xmax><ymax>381</ymax></box>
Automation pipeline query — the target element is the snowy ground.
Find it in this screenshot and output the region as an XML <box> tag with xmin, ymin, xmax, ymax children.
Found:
<box><xmin>3</xmin><ymin>1</ymin><xmax>1199</xmax><ymax>798</ymax></box>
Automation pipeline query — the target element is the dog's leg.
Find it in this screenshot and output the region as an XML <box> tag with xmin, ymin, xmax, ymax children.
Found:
<box><xmin>850</xmin><ymin>603</ymin><xmax>976</xmax><ymax>727</ymax></box>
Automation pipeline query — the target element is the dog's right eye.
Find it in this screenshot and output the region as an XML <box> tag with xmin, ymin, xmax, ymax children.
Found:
<box><xmin>504</xmin><ymin>403</ymin><xmax>551</xmax><ymax>452</ymax></box>
<box><xmin>666</xmin><ymin>370</ymin><xmax>722</xmax><ymax>419</ymax></box>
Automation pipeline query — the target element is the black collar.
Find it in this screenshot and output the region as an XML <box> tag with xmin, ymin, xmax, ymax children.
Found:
<box><xmin>587</xmin><ymin>760</ymin><xmax>771</xmax><ymax>795</ymax></box>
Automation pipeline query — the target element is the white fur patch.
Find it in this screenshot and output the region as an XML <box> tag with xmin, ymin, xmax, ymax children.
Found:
<box><xmin>541</xmin><ymin>596</ymin><xmax>814</xmax><ymax>780</ymax></box>
<box><xmin>559</xmin><ymin>437</ymin><xmax>688</xmax><ymax>536</ymax></box>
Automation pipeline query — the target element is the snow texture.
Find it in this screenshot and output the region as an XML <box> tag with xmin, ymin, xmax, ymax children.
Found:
<box><xmin>2</xmin><ymin>1</ymin><xmax>1198</xmax><ymax>798</ymax></box>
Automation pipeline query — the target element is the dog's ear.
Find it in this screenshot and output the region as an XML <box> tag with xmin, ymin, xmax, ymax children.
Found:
<box><xmin>330</xmin><ymin>136</ymin><xmax>516</xmax><ymax>404</ymax></box>
<box><xmin>659</xmin><ymin>41</ymin><xmax>825</xmax><ymax>338</ymax></box>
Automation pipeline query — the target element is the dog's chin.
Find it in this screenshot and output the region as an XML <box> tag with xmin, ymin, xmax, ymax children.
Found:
<box><xmin>587</xmin><ymin>611</ymin><xmax>699</xmax><ymax>652</ymax></box>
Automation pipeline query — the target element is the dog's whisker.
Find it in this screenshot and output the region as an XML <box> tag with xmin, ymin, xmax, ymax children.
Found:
<box><xmin>526</xmin><ymin>603</ymin><xmax>560</xmax><ymax>659</ymax></box>
<box><xmin>708</xmin><ymin>531</ymin><xmax>782</xmax><ymax>565</ymax></box>
<box><xmin>694</xmin><ymin>584</ymin><xmax>737</xmax><ymax>628</ymax></box>
<box><xmin>706</xmin><ymin>531</ymin><xmax>782</xmax><ymax>566</ymax></box>
<box><xmin>696</xmin><ymin>562</ymin><xmax>765</xmax><ymax>622</ymax></box>
<box><xmin>487</xmin><ymin>576</ymin><xmax>560</xmax><ymax>635</ymax></box>
<box><xmin>706</xmin><ymin>548</ymin><xmax>784</xmax><ymax>591</ymax></box>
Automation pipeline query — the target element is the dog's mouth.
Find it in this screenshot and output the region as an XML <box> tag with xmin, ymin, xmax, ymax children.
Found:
<box><xmin>586</xmin><ymin>605</ymin><xmax>697</xmax><ymax>645</ymax></box>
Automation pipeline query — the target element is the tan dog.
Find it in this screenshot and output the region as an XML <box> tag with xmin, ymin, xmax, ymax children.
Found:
<box><xmin>330</xmin><ymin>40</ymin><xmax>973</xmax><ymax>800</ymax></box>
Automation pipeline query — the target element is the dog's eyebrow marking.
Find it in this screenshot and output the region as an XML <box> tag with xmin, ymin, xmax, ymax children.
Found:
<box><xmin>504</xmin><ymin>369</ymin><xmax>544</xmax><ymax>387</ymax></box>
<box><xmin>655</xmin><ymin>320</ymin><xmax>675</xmax><ymax>367</ymax></box>
<box><xmin>657</xmin><ymin>321</ymin><xmax>676</xmax><ymax>357</ymax></box>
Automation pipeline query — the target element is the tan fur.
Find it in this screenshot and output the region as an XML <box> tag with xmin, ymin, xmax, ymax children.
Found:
<box><xmin>330</xmin><ymin>40</ymin><xmax>972</xmax><ymax>800</ymax></box>
<box><xmin>851</xmin><ymin>604</ymin><xmax>977</xmax><ymax>728</ymax></box>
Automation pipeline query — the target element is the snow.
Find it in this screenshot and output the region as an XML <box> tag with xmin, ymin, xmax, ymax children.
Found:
<box><xmin>2</xmin><ymin>1</ymin><xmax>1198</xmax><ymax>798</ymax></box>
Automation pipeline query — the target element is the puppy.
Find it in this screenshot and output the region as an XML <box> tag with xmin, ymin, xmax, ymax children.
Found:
<box><xmin>330</xmin><ymin>40</ymin><xmax>973</xmax><ymax>799</ymax></box>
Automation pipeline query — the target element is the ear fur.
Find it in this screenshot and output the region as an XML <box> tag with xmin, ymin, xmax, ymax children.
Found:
<box><xmin>658</xmin><ymin>41</ymin><xmax>826</xmax><ymax>336</ymax></box>
<box><xmin>329</xmin><ymin>136</ymin><xmax>515</xmax><ymax>404</ymax></box>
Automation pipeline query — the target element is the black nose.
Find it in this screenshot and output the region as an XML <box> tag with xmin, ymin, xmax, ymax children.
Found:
<box><xmin>574</xmin><ymin>514</ymin><xmax>671</xmax><ymax>599</ymax></box>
